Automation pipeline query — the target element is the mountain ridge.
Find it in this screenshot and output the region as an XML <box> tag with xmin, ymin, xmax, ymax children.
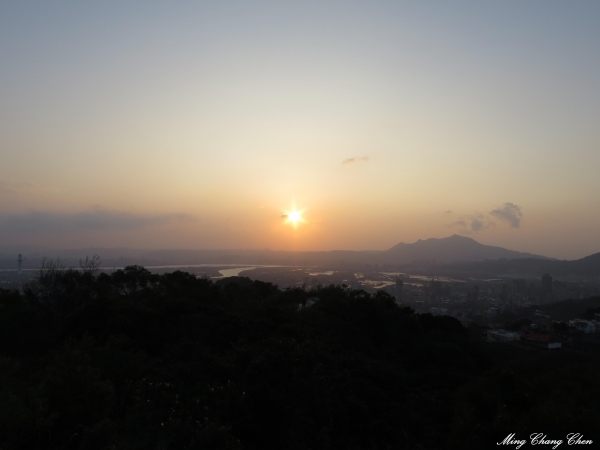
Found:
<box><xmin>381</xmin><ymin>234</ymin><xmax>552</xmax><ymax>264</ymax></box>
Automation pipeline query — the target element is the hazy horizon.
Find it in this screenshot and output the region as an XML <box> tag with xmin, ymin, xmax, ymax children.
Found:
<box><xmin>2</xmin><ymin>2</ymin><xmax>600</xmax><ymax>260</ymax></box>
<box><xmin>0</xmin><ymin>233</ymin><xmax>574</xmax><ymax>263</ymax></box>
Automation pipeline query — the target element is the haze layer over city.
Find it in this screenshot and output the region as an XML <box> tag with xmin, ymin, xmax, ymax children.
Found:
<box><xmin>2</xmin><ymin>1</ymin><xmax>600</xmax><ymax>260</ymax></box>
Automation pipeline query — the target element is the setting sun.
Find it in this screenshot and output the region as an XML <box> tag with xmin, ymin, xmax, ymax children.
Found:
<box><xmin>288</xmin><ymin>210</ymin><xmax>301</xmax><ymax>223</ymax></box>
<box><xmin>283</xmin><ymin>208</ymin><xmax>305</xmax><ymax>228</ymax></box>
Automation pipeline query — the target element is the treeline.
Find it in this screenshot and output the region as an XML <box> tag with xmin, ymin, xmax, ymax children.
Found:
<box><xmin>1</xmin><ymin>264</ymin><xmax>599</xmax><ymax>449</ymax></box>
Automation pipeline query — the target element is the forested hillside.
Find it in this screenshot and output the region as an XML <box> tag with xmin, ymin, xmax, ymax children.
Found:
<box><xmin>1</xmin><ymin>264</ymin><xmax>599</xmax><ymax>449</ymax></box>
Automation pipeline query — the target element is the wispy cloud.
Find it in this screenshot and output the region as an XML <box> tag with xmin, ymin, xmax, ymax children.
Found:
<box><xmin>0</xmin><ymin>209</ymin><xmax>195</xmax><ymax>235</ymax></box>
<box><xmin>449</xmin><ymin>213</ymin><xmax>494</xmax><ymax>233</ymax></box>
<box><xmin>447</xmin><ymin>203</ymin><xmax>523</xmax><ymax>232</ymax></box>
<box><xmin>490</xmin><ymin>202</ymin><xmax>522</xmax><ymax>228</ymax></box>
<box><xmin>470</xmin><ymin>218</ymin><xmax>487</xmax><ymax>231</ymax></box>
<box><xmin>342</xmin><ymin>156</ymin><xmax>369</xmax><ymax>165</ymax></box>
<box><xmin>0</xmin><ymin>179</ymin><xmax>65</xmax><ymax>196</ymax></box>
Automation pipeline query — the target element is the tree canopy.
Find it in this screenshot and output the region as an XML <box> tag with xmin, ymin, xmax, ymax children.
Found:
<box><xmin>0</xmin><ymin>266</ymin><xmax>599</xmax><ymax>449</ymax></box>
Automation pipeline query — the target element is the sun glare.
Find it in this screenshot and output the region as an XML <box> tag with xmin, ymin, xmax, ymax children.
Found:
<box><xmin>289</xmin><ymin>210</ymin><xmax>301</xmax><ymax>223</ymax></box>
<box><xmin>283</xmin><ymin>208</ymin><xmax>305</xmax><ymax>228</ymax></box>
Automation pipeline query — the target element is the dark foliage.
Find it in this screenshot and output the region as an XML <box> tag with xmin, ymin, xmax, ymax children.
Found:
<box><xmin>1</xmin><ymin>269</ymin><xmax>599</xmax><ymax>450</ymax></box>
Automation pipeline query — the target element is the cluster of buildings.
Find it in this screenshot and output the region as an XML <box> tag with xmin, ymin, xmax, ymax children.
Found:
<box><xmin>568</xmin><ymin>318</ymin><xmax>600</xmax><ymax>334</ymax></box>
<box><xmin>484</xmin><ymin>316</ymin><xmax>600</xmax><ymax>353</ymax></box>
<box><xmin>384</xmin><ymin>272</ymin><xmax>600</xmax><ymax>326</ymax></box>
<box><xmin>486</xmin><ymin>329</ymin><xmax>563</xmax><ymax>350</ymax></box>
<box><xmin>290</xmin><ymin>268</ymin><xmax>600</xmax><ymax>354</ymax></box>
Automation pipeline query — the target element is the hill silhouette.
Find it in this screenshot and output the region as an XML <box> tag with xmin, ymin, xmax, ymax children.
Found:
<box><xmin>381</xmin><ymin>234</ymin><xmax>551</xmax><ymax>264</ymax></box>
<box><xmin>1</xmin><ymin>266</ymin><xmax>599</xmax><ymax>449</ymax></box>
<box><xmin>449</xmin><ymin>250</ymin><xmax>600</xmax><ymax>277</ymax></box>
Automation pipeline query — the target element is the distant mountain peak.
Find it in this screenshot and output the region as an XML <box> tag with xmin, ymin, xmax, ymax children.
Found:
<box><xmin>448</xmin><ymin>234</ymin><xmax>470</xmax><ymax>239</ymax></box>
<box><xmin>384</xmin><ymin>235</ymin><xmax>549</xmax><ymax>264</ymax></box>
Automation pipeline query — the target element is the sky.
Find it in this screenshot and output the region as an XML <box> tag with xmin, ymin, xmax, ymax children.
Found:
<box><xmin>1</xmin><ymin>1</ymin><xmax>599</xmax><ymax>259</ymax></box>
